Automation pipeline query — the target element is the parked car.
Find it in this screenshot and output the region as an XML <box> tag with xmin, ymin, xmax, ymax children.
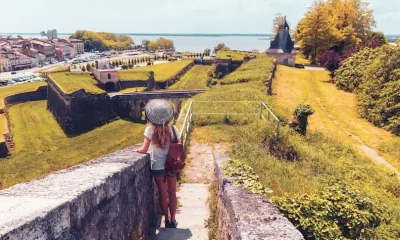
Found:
<box><xmin>11</xmin><ymin>71</ymin><xmax>17</xmax><ymax>74</ymax></box>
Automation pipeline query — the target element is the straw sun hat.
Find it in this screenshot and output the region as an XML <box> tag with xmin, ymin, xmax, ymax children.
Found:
<box><xmin>145</xmin><ymin>100</ymin><xmax>174</xmax><ymax>125</ymax></box>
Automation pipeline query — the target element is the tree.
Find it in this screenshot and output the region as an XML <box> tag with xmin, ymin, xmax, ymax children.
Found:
<box><xmin>272</xmin><ymin>13</ymin><xmax>285</xmax><ymax>35</ymax></box>
<box><xmin>203</xmin><ymin>48</ymin><xmax>211</xmax><ymax>56</ymax></box>
<box><xmin>81</xmin><ymin>65</ymin><xmax>86</xmax><ymax>72</ymax></box>
<box><xmin>148</xmin><ymin>41</ymin><xmax>158</xmax><ymax>51</ymax></box>
<box><xmin>371</xmin><ymin>31</ymin><xmax>388</xmax><ymax>46</ymax></box>
<box><xmin>318</xmin><ymin>50</ymin><xmax>342</xmax><ymax>76</ymax></box>
<box><xmin>86</xmin><ymin>63</ymin><xmax>91</xmax><ymax>72</ymax></box>
<box><xmin>397</xmin><ymin>38</ymin><xmax>400</xmax><ymax>45</ymax></box>
<box><xmin>213</xmin><ymin>43</ymin><xmax>226</xmax><ymax>54</ymax></box>
<box><xmin>142</xmin><ymin>39</ymin><xmax>151</xmax><ymax>50</ymax></box>
<box><xmin>294</xmin><ymin>104</ymin><xmax>314</xmax><ymax>135</ymax></box>
<box><xmin>156</xmin><ymin>37</ymin><xmax>174</xmax><ymax>50</ymax></box>
<box><xmin>296</xmin><ymin>1</ymin><xmax>341</xmax><ymax>63</ymax></box>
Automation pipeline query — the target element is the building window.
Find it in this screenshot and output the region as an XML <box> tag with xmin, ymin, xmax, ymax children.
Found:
<box><xmin>108</xmin><ymin>74</ymin><xmax>111</xmax><ymax>79</ymax></box>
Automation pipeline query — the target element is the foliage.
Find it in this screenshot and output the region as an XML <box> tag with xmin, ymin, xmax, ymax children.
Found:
<box><xmin>142</xmin><ymin>39</ymin><xmax>150</xmax><ymax>50</ymax></box>
<box><xmin>371</xmin><ymin>31</ymin><xmax>388</xmax><ymax>46</ymax></box>
<box><xmin>0</xmin><ymin>101</ymin><xmax>146</xmax><ymax>189</ymax></box>
<box><xmin>207</xmin><ymin>178</ymin><xmax>219</xmax><ymax>240</ymax></box>
<box><xmin>272</xmin><ymin>183</ymin><xmax>391</xmax><ymax>239</ymax></box>
<box><xmin>296</xmin><ymin>0</ymin><xmax>376</xmax><ymax>62</ymax></box>
<box><xmin>147</xmin><ymin>37</ymin><xmax>174</xmax><ymax>51</ymax></box>
<box><xmin>224</xmin><ymin>158</ymin><xmax>272</xmax><ymax>195</ymax></box>
<box><xmin>216</xmin><ymin>50</ymin><xmax>253</xmax><ymax>61</ymax></box>
<box><xmin>120</xmin><ymin>60</ymin><xmax>193</xmax><ymax>82</ymax></box>
<box><xmin>203</xmin><ymin>48</ymin><xmax>211</xmax><ymax>56</ymax></box>
<box><xmin>333</xmin><ymin>47</ymin><xmax>381</xmax><ymax>92</ymax></box>
<box><xmin>49</xmin><ymin>72</ymin><xmax>105</xmax><ymax>94</ymax></box>
<box><xmin>294</xmin><ymin>104</ymin><xmax>314</xmax><ymax>135</ymax></box>
<box><xmin>272</xmin><ymin>13</ymin><xmax>285</xmax><ymax>34</ymax></box>
<box><xmin>220</xmin><ymin>54</ymin><xmax>274</xmax><ymax>85</ymax></box>
<box><xmin>357</xmin><ymin>46</ymin><xmax>400</xmax><ymax>135</ymax></box>
<box><xmin>397</xmin><ymin>38</ymin><xmax>400</xmax><ymax>45</ymax></box>
<box><xmin>213</xmin><ymin>43</ymin><xmax>230</xmax><ymax>54</ymax></box>
<box><xmin>70</xmin><ymin>30</ymin><xmax>133</xmax><ymax>51</ymax></box>
<box><xmin>168</xmin><ymin>65</ymin><xmax>212</xmax><ymax>90</ymax></box>
<box><xmin>318</xmin><ymin>50</ymin><xmax>342</xmax><ymax>75</ymax></box>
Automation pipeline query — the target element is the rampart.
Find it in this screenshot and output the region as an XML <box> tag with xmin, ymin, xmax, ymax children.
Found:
<box><xmin>213</xmin><ymin>148</ymin><xmax>304</xmax><ymax>240</ymax></box>
<box><xmin>0</xmin><ymin>86</ymin><xmax>48</xmax><ymax>158</ymax></box>
<box><xmin>119</xmin><ymin>72</ymin><xmax>156</xmax><ymax>91</ymax></box>
<box><xmin>265</xmin><ymin>60</ymin><xmax>278</xmax><ymax>95</ymax></box>
<box><xmin>0</xmin><ymin>145</ymin><xmax>158</xmax><ymax>240</ymax></box>
<box><xmin>47</xmin><ymin>78</ymin><xmax>117</xmax><ymax>135</ymax></box>
<box><xmin>158</xmin><ymin>61</ymin><xmax>195</xmax><ymax>89</ymax></box>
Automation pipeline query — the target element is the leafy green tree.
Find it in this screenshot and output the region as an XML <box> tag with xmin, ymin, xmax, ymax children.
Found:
<box><xmin>81</xmin><ymin>65</ymin><xmax>86</xmax><ymax>72</ymax></box>
<box><xmin>358</xmin><ymin>46</ymin><xmax>400</xmax><ymax>135</ymax></box>
<box><xmin>203</xmin><ymin>48</ymin><xmax>211</xmax><ymax>56</ymax></box>
<box><xmin>294</xmin><ymin>104</ymin><xmax>314</xmax><ymax>135</ymax></box>
<box><xmin>371</xmin><ymin>31</ymin><xmax>388</xmax><ymax>46</ymax></box>
<box><xmin>86</xmin><ymin>63</ymin><xmax>91</xmax><ymax>72</ymax></box>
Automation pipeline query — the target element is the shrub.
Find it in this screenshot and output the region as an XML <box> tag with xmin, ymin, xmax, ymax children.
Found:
<box><xmin>357</xmin><ymin>46</ymin><xmax>400</xmax><ymax>135</ymax></box>
<box><xmin>318</xmin><ymin>50</ymin><xmax>342</xmax><ymax>76</ymax></box>
<box><xmin>333</xmin><ymin>47</ymin><xmax>381</xmax><ymax>92</ymax></box>
<box><xmin>272</xmin><ymin>183</ymin><xmax>391</xmax><ymax>239</ymax></box>
<box><xmin>294</xmin><ymin>104</ymin><xmax>314</xmax><ymax>135</ymax></box>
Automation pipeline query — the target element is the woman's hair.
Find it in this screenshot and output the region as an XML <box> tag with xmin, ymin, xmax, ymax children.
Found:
<box><xmin>151</xmin><ymin>124</ymin><xmax>171</xmax><ymax>149</ymax></box>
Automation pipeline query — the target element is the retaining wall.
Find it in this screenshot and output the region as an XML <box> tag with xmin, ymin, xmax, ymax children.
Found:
<box><xmin>213</xmin><ymin>147</ymin><xmax>304</xmax><ymax>240</ymax></box>
<box><xmin>159</xmin><ymin>61</ymin><xmax>195</xmax><ymax>89</ymax></box>
<box><xmin>47</xmin><ymin>79</ymin><xmax>117</xmax><ymax>135</ymax></box>
<box><xmin>119</xmin><ymin>72</ymin><xmax>156</xmax><ymax>91</ymax></box>
<box><xmin>0</xmin><ymin>145</ymin><xmax>159</xmax><ymax>240</ymax></box>
<box><xmin>0</xmin><ymin>86</ymin><xmax>48</xmax><ymax>159</ymax></box>
<box><xmin>265</xmin><ymin>60</ymin><xmax>278</xmax><ymax>95</ymax></box>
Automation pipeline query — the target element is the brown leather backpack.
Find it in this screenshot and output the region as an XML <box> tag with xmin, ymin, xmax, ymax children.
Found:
<box><xmin>166</xmin><ymin>126</ymin><xmax>186</xmax><ymax>173</ymax></box>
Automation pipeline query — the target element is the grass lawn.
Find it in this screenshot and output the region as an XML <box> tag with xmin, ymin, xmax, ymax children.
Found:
<box><xmin>118</xmin><ymin>71</ymin><xmax>151</xmax><ymax>81</ymax></box>
<box><xmin>120</xmin><ymin>60</ymin><xmax>193</xmax><ymax>82</ymax></box>
<box><xmin>0</xmin><ymin>82</ymin><xmax>47</xmax><ymax>109</ymax></box>
<box><xmin>272</xmin><ymin>65</ymin><xmax>400</xmax><ymax>170</ymax></box>
<box><xmin>168</xmin><ymin>65</ymin><xmax>212</xmax><ymax>90</ymax></box>
<box><xmin>216</xmin><ymin>50</ymin><xmax>254</xmax><ymax>61</ymax></box>
<box><xmin>220</xmin><ymin>54</ymin><xmax>274</xmax><ymax>85</ymax></box>
<box><xmin>0</xmin><ymin>100</ymin><xmax>146</xmax><ymax>188</ymax></box>
<box><xmin>49</xmin><ymin>72</ymin><xmax>105</xmax><ymax>94</ymax></box>
<box><xmin>186</xmin><ymin>55</ymin><xmax>400</xmax><ymax>237</ymax></box>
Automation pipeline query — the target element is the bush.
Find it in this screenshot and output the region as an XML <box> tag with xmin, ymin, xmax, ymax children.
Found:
<box><xmin>333</xmin><ymin>47</ymin><xmax>381</xmax><ymax>92</ymax></box>
<box><xmin>272</xmin><ymin>183</ymin><xmax>391</xmax><ymax>239</ymax></box>
<box><xmin>318</xmin><ymin>50</ymin><xmax>342</xmax><ymax>76</ymax></box>
<box><xmin>294</xmin><ymin>104</ymin><xmax>314</xmax><ymax>135</ymax></box>
<box><xmin>357</xmin><ymin>46</ymin><xmax>400</xmax><ymax>135</ymax></box>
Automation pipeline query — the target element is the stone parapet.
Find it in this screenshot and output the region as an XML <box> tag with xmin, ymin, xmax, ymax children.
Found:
<box><xmin>213</xmin><ymin>147</ymin><xmax>304</xmax><ymax>240</ymax></box>
<box><xmin>0</xmin><ymin>145</ymin><xmax>158</xmax><ymax>240</ymax></box>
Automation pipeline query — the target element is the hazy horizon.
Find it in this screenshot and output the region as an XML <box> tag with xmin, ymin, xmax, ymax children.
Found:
<box><xmin>0</xmin><ymin>0</ymin><xmax>399</xmax><ymax>35</ymax></box>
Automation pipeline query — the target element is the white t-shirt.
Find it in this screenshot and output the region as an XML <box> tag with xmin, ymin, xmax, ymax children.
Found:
<box><xmin>144</xmin><ymin>125</ymin><xmax>179</xmax><ymax>170</ymax></box>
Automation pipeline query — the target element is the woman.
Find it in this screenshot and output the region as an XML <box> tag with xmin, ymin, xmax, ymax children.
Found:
<box><xmin>136</xmin><ymin>99</ymin><xmax>179</xmax><ymax>228</ymax></box>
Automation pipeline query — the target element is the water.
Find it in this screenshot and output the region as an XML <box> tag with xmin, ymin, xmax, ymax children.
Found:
<box><xmin>1</xmin><ymin>33</ymin><xmax>272</xmax><ymax>52</ymax></box>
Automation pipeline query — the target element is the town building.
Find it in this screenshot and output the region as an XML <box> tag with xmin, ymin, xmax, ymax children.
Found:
<box><xmin>267</xmin><ymin>16</ymin><xmax>296</xmax><ymax>67</ymax></box>
<box><xmin>46</xmin><ymin>29</ymin><xmax>58</xmax><ymax>39</ymax></box>
<box><xmin>93</xmin><ymin>61</ymin><xmax>119</xmax><ymax>91</ymax></box>
<box><xmin>69</xmin><ymin>39</ymin><xmax>84</xmax><ymax>54</ymax></box>
<box><xmin>31</xmin><ymin>40</ymin><xmax>56</xmax><ymax>62</ymax></box>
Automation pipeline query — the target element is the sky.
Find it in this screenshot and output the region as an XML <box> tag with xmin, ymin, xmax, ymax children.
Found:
<box><xmin>0</xmin><ymin>0</ymin><xmax>399</xmax><ymax>34</ymax></box>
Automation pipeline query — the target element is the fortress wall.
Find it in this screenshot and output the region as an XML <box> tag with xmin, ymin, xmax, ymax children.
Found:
<box><xmin>47</xmin><ymin>78</ymin><xmax>117</xmax><ymax>135</ymax></box>
<box><xmin>0</xmin><ymin>86</ymin><xmax>48</xmax><ymax>158</ymax></box>
<box><xmin>159</xmin><ymin>61</ymin><xmax>195</xmax><ymax>89</ymax></box>
<box><xmin>119</xmin><ymin>72</ymin><xmax>156</xmax><ymax>91</ymax></box>
<box><xmin>0</xmin><ymin>146</ymin><xmax>159</xmax><ymax>240</ymax></box>
<box><xmin>265</xmin><ymin>60</ymin><xmax>278</xmax><ymax>95</ymax></box>
<box><xmin>213</xmin><ymin>148</ymin><xmax>304</xmax><ymax>240</ymax></box>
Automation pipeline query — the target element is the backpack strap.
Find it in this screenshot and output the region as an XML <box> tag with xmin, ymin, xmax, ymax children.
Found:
<box><xmin>171</xmin><ymin>126</ymin><xmax>178</xmax><ymax>143</ymax></box>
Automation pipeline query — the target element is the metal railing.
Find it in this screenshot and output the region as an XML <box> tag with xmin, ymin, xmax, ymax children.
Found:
<box><xmin>178</xmin><ymin>100</ymin><xmax>280</xmax><ymax>146</ymax></box>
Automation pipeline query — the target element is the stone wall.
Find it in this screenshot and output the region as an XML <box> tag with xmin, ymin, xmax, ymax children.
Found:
<box><xmin>0</xmin><ymin>145</ymin><xmax>159</xmax><ymax>240</ymax></box>
<box><xmin>214</xmin><ymin>59</ymin><xmax>243</xmax><ymax>78</ymax></box>
<box><xmin>119</xmin><ymin>72</ymin><xmax>156</xmax><ymax>91</ymax></box>
<box><xmin>159</xmin><ymin>61</ymin><xmax>195</xmax><ymax>89</ymax></box>
<box><xmin>0</xmin><ymin>86</ymin><xmax>48</xmax><ymax>159</ymax></box>
<box><xmin>267</xmin><ymin>52</ymin><xmax>296</xmax><ymax>67</ymax></box>
<box><xmin>265</xmin><ymin>60</ymin><xmax>278</xmax><ymax>95</ymax></box>
<box><xmin>213</xmin><ymin>147</ymin><xmax>304</xmax><ymax>240</ymax></box>
<box><xmin>47</xmin><ymin>79</ymin><xmax>117</xmax><ymax>135</ymax></box>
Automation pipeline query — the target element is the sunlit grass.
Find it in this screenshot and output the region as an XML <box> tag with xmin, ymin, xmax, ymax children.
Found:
<box><xmin>0</xmin><ymin>82</ymin><xmax>47</xmax><ymax>109</ymax></box>
<box><xmin>168</xmin><ymin>65</ymin><xmax>212</xmax><ymax>90</ymax></box>
<box><xmin>121</xmin><ymin>60</ymin><xmax>193</xmax><ymax>82</ymax></box>
<box><xmin>0</xmin><ymin>100</ymin><xmax>145</xmax><ymax>188</ymax></box>
<box><xmin>49</xmin><ymin>72</ymin><xmax>105</xmax><ymax>94</ymax></box>
<box><xmin>272</xmin><ymin>65</ymin><xmax>400</xmax><ymax>170</ymax></box>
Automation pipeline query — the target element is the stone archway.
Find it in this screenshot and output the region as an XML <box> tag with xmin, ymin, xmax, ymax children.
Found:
<box><xmin>104</xmin><ymin>82</ymin><xmax>116</xmax><ymax>91</ymax></box>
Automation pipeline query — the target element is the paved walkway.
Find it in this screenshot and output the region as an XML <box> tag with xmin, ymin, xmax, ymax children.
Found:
<box><xmin>151</xmin><ymin>142</ymin><xmax>214</xmax><ymax>240</ymax></box>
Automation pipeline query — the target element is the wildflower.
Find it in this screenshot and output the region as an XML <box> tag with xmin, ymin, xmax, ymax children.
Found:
<box><xmin>271</xmin><ymin>184</ymin><xmax>278</xmax><ymax>188</ymax></box>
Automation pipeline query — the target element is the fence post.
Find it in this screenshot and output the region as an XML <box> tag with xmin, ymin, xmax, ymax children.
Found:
<box><xmin>268</xmin><ymin>110</ymin><xmax>271</xmax><ymax>120</ymax></box>
<box><xmin>260</xmin><ymin>102</ymin><xmax>263</xmax><ymax>120</ymax></box>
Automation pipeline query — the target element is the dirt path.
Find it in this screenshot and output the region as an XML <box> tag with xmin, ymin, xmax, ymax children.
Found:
<box><xmin>273</xmin><ymin>65</ymin><xmax>400</xmax><ymax>175</ymax></box>
<box><xmin>152</xmin><ymin>138</ymin><xmax>214</xmax><ymax>240</ymax></box>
